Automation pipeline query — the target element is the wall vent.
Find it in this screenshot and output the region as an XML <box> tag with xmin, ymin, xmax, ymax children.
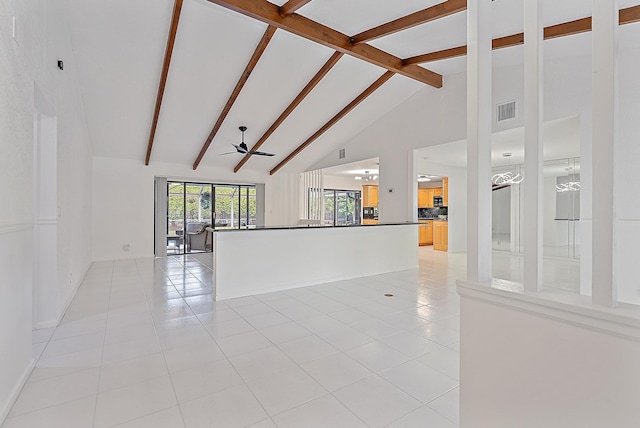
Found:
<box><xmin>338</xmin><ymin>148</ymin><xmax>345</xmax><ymax>159</ymax></box>
<box><xmin>497</xmin><ymin>100</ymin><xmax>517</xmax><ymax>122</ymax></box>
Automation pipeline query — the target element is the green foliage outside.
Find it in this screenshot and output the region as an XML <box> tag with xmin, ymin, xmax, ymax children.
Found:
<box><xmin>168</xmin><ymin>183</ymin><xmax>256</xmax><ymax>232</ymax></box>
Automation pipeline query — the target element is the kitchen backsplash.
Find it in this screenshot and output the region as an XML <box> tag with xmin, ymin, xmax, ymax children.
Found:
<box><xmin>418</xmin><ymin>207</ymin><xmax>445</xmax><ymax>218</ymax></box>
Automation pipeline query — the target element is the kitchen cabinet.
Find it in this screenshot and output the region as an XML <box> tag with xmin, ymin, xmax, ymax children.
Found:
<box><xmin>433</xmin><ymin>221</ymin><xmax>448</xmax><ymax>251</ymax></box>
<box><xmin>433</xmin><ymin>188</ymin><xmax>442</xmax><ymax>197</ymax></box>
<box><xmin>419</xmin><ymin>223</ymin><xmax>428</xmax><ymax>245</ymax></box>
<box><xmin>362</xmin><ymin>185</ymin><xmax>379</xmax><ymax>207</ymax></box>
<box><xmin>418</xmin><ymin>220</ymin><xmax>433</xmax><ymax>246</ymax></box>
<box><xmin>362</xmin><ymin>219</ymin><xmax>379</xmax><ymax>225</ymax></box>
<box><xmin>442</xmin><ymin>177</ymin><xmax>449</xmax><ymax>206</ymax></box>
<box><xmin>418</xmin><ymin>189</ymin><xmax>430</xmax><ymax>208</ymax></box>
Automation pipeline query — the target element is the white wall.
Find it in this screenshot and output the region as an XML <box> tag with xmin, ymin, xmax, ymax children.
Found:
<box><xmin>615</xmin><ymin>45</ymin><xmax>640</xmax><ymax>304</ymax></box>
<box><xmin>323</xmin><ymin>174</ymin><xmax>368</xmax><ymax>191</ymax></box>
<box><xmin>92</xmin><ymin>157</ymin><xmax>283</xmax><ymax>261</ymax></box>
<box><xmin>459</xmin><ymin>289</ymin><xmax>640</xmax><ymax>427</ymax></box>
<box><xmin>0</xmin><ymin>0</ymin><xmax>93</xmax><ymax>422</ymax></box>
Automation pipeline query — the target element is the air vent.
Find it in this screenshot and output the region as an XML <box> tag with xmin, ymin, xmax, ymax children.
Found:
<box><xmin>497</xmin><ymin>100</ymin><xmax>517</xmax><ymax>122</ymax></box>
<box><xmin>339</xmin><ymin>148</ymin><xmax>345</xmax><ymax>159</ymax></box>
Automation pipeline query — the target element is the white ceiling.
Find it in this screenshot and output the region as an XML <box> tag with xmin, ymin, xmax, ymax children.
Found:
<box><xmin>65</xmin><ymin>0</ymin><xmax>640</xmax><ymax>175</ymax></box>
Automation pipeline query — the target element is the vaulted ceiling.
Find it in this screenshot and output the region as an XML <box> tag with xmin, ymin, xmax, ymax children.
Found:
<box><xmin>66</xmin><ymin>0</ymin><xmax>640</xmax><ymax>175</ymax></box>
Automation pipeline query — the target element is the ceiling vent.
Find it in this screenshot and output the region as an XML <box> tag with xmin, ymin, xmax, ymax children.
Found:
<box><xmin>497</xmin><ymin>100</ymin><xmax>517</xmax><ymax>122</ymax></box>
<box><xmin>339</xmin><ymin>148</ymin><xmax>345</xmax><ymax>159</ymax></box>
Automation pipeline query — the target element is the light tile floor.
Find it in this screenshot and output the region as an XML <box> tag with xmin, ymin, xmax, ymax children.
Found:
<box><xmin>4</xmin><ymin>246</ymin><xmax>581</xmax><ymax>427</ymax></box>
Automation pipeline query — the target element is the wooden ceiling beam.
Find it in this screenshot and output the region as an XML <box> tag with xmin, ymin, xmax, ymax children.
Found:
<box><xmin>620</xmin><ymin>5</ymin><xmax>640</xmax><ymax>24</ymax></box>
<box><xmin>404</xmin><ymin>5</ymin><xmax>640</xmax><ymax>65</ymax></box>
<box><xmin>351</xmin><ymin>0</ymin><xmax>467</xmax><ymax>45</ymax></box>
<box><xmin>234</xmin><ymin>51</ymin><xmax>344</xmax><ymax>173</ymax></box>
<box><xmin>145</xmin><ymin>0</ymin><xmax>183</xmax><ymax>166</ymax></box>
<box><xmin>205</xmin><ymin>0</ymin><xmax>442</xmax><ymax>88</ymax></box>
<box><xmin>280</xmin><ymin>0</ymin><xmax>312</xmax><ymax>17</ymax></box>
<box><xmin>270</xmin><ymin>71</ymin><xmax>394</xmax><ymax>175</ymax></box>
<box><xmin>192</xmin><ymin>25</ymin><xmax>277</xmax><ymax>170</ymax></box>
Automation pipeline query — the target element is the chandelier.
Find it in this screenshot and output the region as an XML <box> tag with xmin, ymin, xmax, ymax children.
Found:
<box><xmin>556</xmin><ymin>181</ymin><xmax>580</xmax><ymax>192</ymax></box>
<box><xmin>355</xmin><ymin>170</ymin><xmax>378</xmax><ymax>181</ymax></box>
<box><xmin>492</xmin><ymin>171</ymin><xmax>524</xmax><ymax>185</ymax></box>
<box><xmin>492</xmin><ymin>153</ymin><xmax>523</xmax><ymax>185</ymax></box>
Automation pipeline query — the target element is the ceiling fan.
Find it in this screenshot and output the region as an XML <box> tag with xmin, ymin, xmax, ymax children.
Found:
<box><xmin>220</xmin><ymin>126</ymin><xmax>275</xmax><ymax>157</ymax></box>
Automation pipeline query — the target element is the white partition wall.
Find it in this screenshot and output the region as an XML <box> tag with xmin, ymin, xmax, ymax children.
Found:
<box><xmin>211</xmin><ymin>224</ymin><xmax>418</xmax><ymax>300</ymax></box>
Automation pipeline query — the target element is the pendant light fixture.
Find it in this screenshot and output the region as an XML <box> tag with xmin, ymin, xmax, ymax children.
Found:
<box><xmin>492</xmin><ymin>153</ymin><xmax>524</xmax><ymax>185</ymax></box>
<box><xmin>354</xmin><ymin>170</ymin><xmax>378</xmax><ymax>181</ymax></box>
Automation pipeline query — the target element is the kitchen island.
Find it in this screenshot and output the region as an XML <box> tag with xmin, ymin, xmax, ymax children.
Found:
<box><xmin>207</xmin><ymin>222</ymin><xmax>418</xmax><ymax>300</ymax></box>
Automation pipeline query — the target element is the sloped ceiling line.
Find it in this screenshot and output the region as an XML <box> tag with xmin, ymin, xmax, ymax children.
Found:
<box><xmin>234</xmin><ymin>51</ymin><xmax>344</xmax><ymax>173</ymax></box>
<box><xmin>270</xmin><ymin>71</ymin><xmax>395</xmax><ymax>176</ymax></box>
<box><xmin>205</xmin><ymin>0</ymin><xmax>442</xmax><ymax>88</ymax></box>
<box><xmin>145</xmin><ymin>0</ymin><xmax>184</xmax><ymax>166</ymax></box>
<box><xmin>192</xmin><ymin>25</ymin><xmax>277</xmax><ymax>170</ymax></box>
<box><xmin>404</xmin><ymin>4</ymin><xmax>640</xmax><ymax>65</ymax></box>
<box><xmin>351</xmin><ymin>0</ymin><xmax>467</xmax><ymax>45</ymax></box>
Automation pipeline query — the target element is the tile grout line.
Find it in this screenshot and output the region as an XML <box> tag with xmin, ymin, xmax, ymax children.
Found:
<box><xmin>91</xmin><ymin>260</ymin><xmax>115</xmax><ymax>428</ymax></box>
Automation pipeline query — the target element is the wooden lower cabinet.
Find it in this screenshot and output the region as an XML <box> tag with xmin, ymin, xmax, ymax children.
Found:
<box><xmin>433</xmin><ymin>221</ymin><xmax>448</xmax><ymax>251</ymax></box>
<box><xmin>363</xmin><ymin>219</ymin><xmax>379</xmax><ymax>225</ymax></box>
<box><xmin>418</xmin><ymin>220</ymin><xmax>433</xmax><ymax>246</ymax></box>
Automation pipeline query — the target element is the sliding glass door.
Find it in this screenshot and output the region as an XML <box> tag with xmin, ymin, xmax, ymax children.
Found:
<box><xmin>322</xmin><ymin>189</ymin><xmax>361</xmax><ymax>226</ymax></box>
<box><xmin>164</xmin><ymin>182</ymin><xmax>257</xmax><ymax>256</ymax></box>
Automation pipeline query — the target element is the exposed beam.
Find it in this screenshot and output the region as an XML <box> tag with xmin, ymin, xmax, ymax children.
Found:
<box><xmin>270</xmin><ymin>71</ymin><xmax>394</xmax><ymax>175</ymax></box>
<box><xmin>280</xmin><ymin>0</ymin><xmax>311</xmax><ymax>17</ymax></box>
<box><xmin>351</xmin><ymin>0</ymin><xmax>467</xmax><ymax>45</ymax></box>
<box><xmin>620</xmin><ymin>4</ymin><xmax>640</xmax><ymax>24</ymax></box>
<box><xmin>403</xmin><ymin>45</ymin><xmax>467</xmax><ymax>66</ymax></box>
<box><xmin>145</xmin><ymin>0</ymin><xmax>183</xmax><ymax>166</ymax></box>
<box><xmin>205</xmin><ymin>0</ymin><xmax>442</xmax><ymax>88</ymax></box>
<box><xmin>234</xmin><ymin>51</ymin><xmax>344</xmax><ymax>173</ymax></box>
<box><xmin>404</xmin><ymin>5</ymin><xmax>640</xmax><ymax>65</ymax></box>
<box><xmin>192</xmin><ymin>25</ymin><xmax>277</xmax><ymax>170</ymax></box>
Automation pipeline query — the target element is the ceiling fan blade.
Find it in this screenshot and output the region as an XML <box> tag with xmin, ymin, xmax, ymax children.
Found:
<box><xmin>218</xmin><ymin>152</ymin><xmax>237</xmax><ymax>155</ymax></box>
<box><xmin>249</xmin><ymin>150</ymin><xmax>275</xmax><ymax>156</ymax></box>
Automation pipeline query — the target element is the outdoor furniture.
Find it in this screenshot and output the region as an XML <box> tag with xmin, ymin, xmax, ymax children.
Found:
<box><xmin>185</xmin><ymin>222</ymin><xmax>211</xmax><ymax>252</ymax></box>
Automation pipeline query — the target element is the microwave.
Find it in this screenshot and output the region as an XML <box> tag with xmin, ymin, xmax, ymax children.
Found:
<box><xmin>433</xmin><ymin>196</ymin><xmax>443</xmax><ymax>207</ymax></box>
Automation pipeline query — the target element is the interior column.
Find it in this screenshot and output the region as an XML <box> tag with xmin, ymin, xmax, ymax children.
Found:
<box><xmin>466</xmin><ymin>0</ymin><xmax>492</xmax><ymax>282</ymax></box>
<box><xmin>523</xmin><ymin>0</ymin><xmax>544</xmax><ymax>291</ymax></box>
<box><xmin>591</xmin><ymin>0</ymin><xmax>618</xmax><ymax>307</ymax></box>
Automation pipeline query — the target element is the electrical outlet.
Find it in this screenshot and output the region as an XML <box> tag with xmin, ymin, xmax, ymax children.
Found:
<box><xmin>388</xmin><ymin>188</ymin><xmax>394</xmax><ymax>193</ymax></box>
<box><xmin>123</xmin><ymin>244</ymin><xmax>130</xmax><ymax>251</ymax></box>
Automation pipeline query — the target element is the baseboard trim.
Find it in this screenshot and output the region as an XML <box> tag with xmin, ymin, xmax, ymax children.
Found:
<box><xmin>0</xmin><ymin>358</ymin><xmax>35</xmax><ymax>425</ymax></box>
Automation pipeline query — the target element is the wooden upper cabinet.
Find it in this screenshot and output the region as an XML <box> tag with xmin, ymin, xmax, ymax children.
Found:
<box><xmin>442</xmin><ymin>177</ymin><xmax>449</xmax><ymax>206</ymax></box>
<box><xmin>418</xmin><ymin>189</ymin><xmax>429</xmax><ymax>208</ymax></box>
<box><xmin>433</xmin><ymin>188</ymin><xmax>442</xmax><ymax>197</ymax></box>
<box><xmin>362</xmin><ymin>185</ymin><xmax>379</xmax><ymax>207</ymax></box>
